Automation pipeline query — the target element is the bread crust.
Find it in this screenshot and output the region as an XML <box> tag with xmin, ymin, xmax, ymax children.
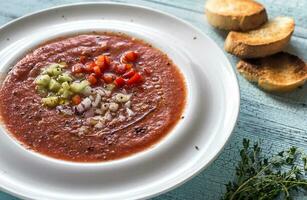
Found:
<box><xmin>205</xmin><ymin>0</ymin><xmax>268</xmax><ymax>31</ymax></box>
<box><xmin>237</xmin><ymin>52</ymin><xmax>307</xmax><ymax>92</ymax></box>
<box><xmin>225</xmin><ymin>33</ymin><xmax>292</xmax><ymax>58</ymax></box>
<box><xmin>225</xmin><ymin>17</ymin><xmax>295</xmax><ymax>58</ymax></box>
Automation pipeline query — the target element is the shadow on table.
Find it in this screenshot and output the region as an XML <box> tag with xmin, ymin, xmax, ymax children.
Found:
<box><xmin>263</xmin><ymin>84</ymin><xmax>307</xmax><ymax>108</ymax></box>
<box><xmin>211</xmin><ymin>28</ymin><xmax>228</xmax><ymax>39</ymax></box>
<box><xmin>0</xmin><ymin>193</ymin><xmax>19</xmax><ymax>200</ymax></box>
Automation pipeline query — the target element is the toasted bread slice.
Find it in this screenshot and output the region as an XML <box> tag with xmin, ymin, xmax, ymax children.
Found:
<box><xmin>205</xmin><ymin>0</ymin><xmax>267</xmax><ymax>31</ymax></box>
<box><xmin>225</xmin><ymin>17</ymin><xmax>295</xmax><ymax>58</ymax></box>
<box><xmin>237</xmin><ymin>52</ymin><xmax>307</xmax><ymax>92</ymax></box>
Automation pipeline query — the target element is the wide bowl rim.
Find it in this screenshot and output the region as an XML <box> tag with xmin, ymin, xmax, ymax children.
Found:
<box><xmin>0</xmin><ymin>2</ymin><xmax>240</xmax><ymax>200</ymax></box>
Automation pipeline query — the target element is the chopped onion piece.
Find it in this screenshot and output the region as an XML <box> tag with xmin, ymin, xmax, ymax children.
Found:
<box><xmin>95</xmin><ymin>109</ymin><xmax>103</xmax><ymax>115</ymax></box>
<box><xmin>76</xmin><ymin>104</ymin><xmax>85</xmax><ymax>113</ymax></box>
<box><xmin>101</xmin><ymin>103</ymin><xmax>109</xmax><ymax>111</ymax></box>
<box><xmin>115</xmin><ymin>93</ymin><xmax>131</xmax><ymax>103</ymax></box>
<box><xmin>109</xmin><ymin>102</ymin><xmax>119</xmax><ymax>112</ymax></box>
<box><xmin>56</xmin><ymin>105</ymin><xmax>73</xmax><ymax>115</ymax></box>
<box><xmin>96</xmin><ymin>88</ymin><xmax>106</xmax><ymax>96</ymax></box>
<box><xmin>81</xmin><ymin>97</ymin><xmax>91</xmax><ymax>110</ymax></box>
<box><xmin>104</xmin><ymin>89</ymin><xmax>111</xmax><ymax>97</ymax></box>
<box><xmin>104</xmin><ymin>111</ymin><xmax>112</xmax><ymax>121</ymax></box>
<box><xmin>124</xmin><ymin>101</ymin><xmax>131</xmax><ymax>108</ymax></box>
<box><xmin>92</xmin><ymin>94</ymin><xmax>101</xmax><ymax>107</ymax></box>
<box><xmin>126</xmin><ymin>108</ymin><xmax>135</xmax><ymax>117</ymax></box>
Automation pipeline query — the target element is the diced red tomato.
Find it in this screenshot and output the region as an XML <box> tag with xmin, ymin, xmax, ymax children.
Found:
<box><xmin>93</xmin><ymin>66</ymin><xmax>102</xmax><ymax>77</ymax></box>
<box><xmin>96</xmin><ymin>55</ymin><xmax>105</xmax><ymax>67</ymax></box>
<box><xmin>103</xmin><ymin>74</ymin><xmax>115</xmax><ymax>84</ymax></box>
<box><xmin>72</xmin><ymin>63</ymin><xmax>84</xmax><ymax>74</ymax></box>
<box><xmin>72</xmin><ymin>95</ymin><xmax>81</xmax><ymax>105</ymax></box>
<box><xmin>125</xmin><ymin>64</ymin><xmax>133</xmax><ymax>70</ymax></box>
<box><xmin>127</xmin><ymin>72</ymin><xmax>142</xmax><ymax>85</ymax></box>
<box><xmin>122</xmin><ymin>70</ymin><xmax>135</xmax><ymax>79</ymax></box>
<box><xmin>87</xmin><ymin>73</ymin><xmax>98</xmax><ymax>85</ymax></box>
<box><xmin>122</xmin><ymin>51</ymin><xmax>138</xmax><ymax>63</ymax></box>
<box><xmin>104</xmin><ymin>55</ymin><xmax>111</xmax><ymax>66</ymax></box>
<box><xmin>96</xmin><ymin>55</ymin><xmax>111</xmax><ymax>69</ymax></box>
<box><xmin>79</xmin><ymin>55</ymin><xmax>87</xmax><ymax>64</ymax></box>
<box><xmin>114</xmin><ymin>77</ymin><xmax>125</xmax><ymax>87</ymax></box>
<box><xmin>85</xmin><ymin>61</ymin><xmax>96</xmax><ymax>73</ymax></box>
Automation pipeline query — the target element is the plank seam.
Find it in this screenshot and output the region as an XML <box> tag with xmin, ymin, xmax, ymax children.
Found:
<box><xmin>141</xmin><ymin>0</ymin><xmax>203</xmax><ymax>14</ymax></box>
<box><xmin>0</xmin><ymin>11</ymin><xmax>19</xmax><ymax>20</ymax></box>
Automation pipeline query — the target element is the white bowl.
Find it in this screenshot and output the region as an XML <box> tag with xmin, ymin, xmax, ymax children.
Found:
<box><xmin>0</xmin><ymin>3</ymin><xmax>240</xmax><ymax>200</ymax></box>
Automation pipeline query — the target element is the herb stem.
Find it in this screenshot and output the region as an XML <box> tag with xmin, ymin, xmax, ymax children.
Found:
<box><xmin>230</xmin><ymin>164</ymin><xmax>271</xmax><ymax>200</ymax></box>
<box><xmin>223</xmin><ymin>139</ymin><xmax>307</xmax><ymax>200</ymax></box>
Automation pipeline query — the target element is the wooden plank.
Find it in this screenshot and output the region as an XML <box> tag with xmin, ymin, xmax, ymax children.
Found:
<box><xmin>0</xmin><ymin>0</ymin><xmax>306</xmax><ymax>199</ymax></box>
<box><xmin>0</xmin><ymin>193</ymin><xmax>18</xmax><ymax>200</ymax></box>
<box><xmin>141</xmin><ymin>0</ymin><xmax>307</xmax><ymax>29</ymax></box>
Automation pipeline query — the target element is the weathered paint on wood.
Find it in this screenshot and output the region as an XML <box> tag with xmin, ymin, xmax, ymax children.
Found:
<box><xmin>0</xmin><ymin>0</ymin><xmax>306</xmax><ymax>199</ymax></box>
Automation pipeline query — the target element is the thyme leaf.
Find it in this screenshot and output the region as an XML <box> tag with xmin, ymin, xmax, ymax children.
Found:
<box><xmin>222</xmin><ymin>139</ymin><xmax>307</xmax><ymax>200</ymax></box>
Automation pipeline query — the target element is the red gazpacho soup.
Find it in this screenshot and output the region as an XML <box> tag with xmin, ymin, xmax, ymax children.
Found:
<box><xmin>0</xmin><ymin>33</ymin><xmax>186</xmax><ymax>162</ymax></box>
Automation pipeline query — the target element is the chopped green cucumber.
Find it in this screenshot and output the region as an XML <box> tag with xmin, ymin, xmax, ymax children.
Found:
<box><xmin>82</xmin><ymin>86</ymin><xmax>92</xmax><ymax>96</ymax></box>
<box><xmin>51</xmin><ymin>67</ymin><xmax>62</xmax><ymax>76</ymax></box>
<box><xmin>44</xmin><ymin>64</ymin><xmax>56</xmax><ymax>75</ymax></box>
<box><xmin>41</xmin><ymin>96</ymin><xmax>59</xmax><ymax>107</ymax></box>
<box><xmin>35</xmin><ymin>74</ymin><xmax>51</xmax><ymax>86</ymax></box>
<box><xmin>59</xmin><ymin>89</ymin><xmax>73</xmax><ymax>98</ymax></box>
<box><xmin>63</xmin><ymin>90</ymin><xmax>73</xmax><ymax>99</ymax></box>
<box><xmin>48</xmin><ymin>79</ymin><xmax>61</xmax><ymax>92</ymax></box>
<box><xmin>44</xmin><ymin>64</ymin><xmax>63</xmax><ymax>76</ymax></box>
<box><xmin>58</xmin><ymin>98</ymin><xmax>70</xmax><ymax>105</ymax></box>
<box><xmin>57</xmin><ymin>73</ymin><xmax>73</xmax><ymax>83</ymax></box>
<box><xmin>70</xmin><ymin>80</ymin><xmax>89</xmax><ymax>93</ymax></box>
<box><xmin>81</xmin><ymin>80</ymin><xmax>90</xmax><ymax>86</ymax></box>
<box><xmin>61</xmin><ymin>82</ymin><xmax>70</xmax><ymax>90</ymax></box>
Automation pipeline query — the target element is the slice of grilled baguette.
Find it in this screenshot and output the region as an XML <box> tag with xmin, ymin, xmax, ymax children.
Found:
<box><xmin>225</xmin><ymin>17</ymin><xmax>295</xmax><ymax>58</ymax></box>
<box><xmin>205</xmin><ymin>0</ymin><xmax>267</xmax><ymax>31</ymax></box>
<box><xmin>237</xmin><ymin>52</ymin><xmax>307</xmax><ymax>92</ymax></box>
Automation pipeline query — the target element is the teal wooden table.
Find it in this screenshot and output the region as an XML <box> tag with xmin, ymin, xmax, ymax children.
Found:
<box><xmin>0</xmin><ymin>0</ymin><xmax>306</xmax><ymax>199</ymax></box>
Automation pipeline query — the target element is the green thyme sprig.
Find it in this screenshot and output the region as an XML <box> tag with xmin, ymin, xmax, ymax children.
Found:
<box><xmin>222</xmin><ymin>139</ymin><xmax>307</xmax><ymax>200</ymax></box>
